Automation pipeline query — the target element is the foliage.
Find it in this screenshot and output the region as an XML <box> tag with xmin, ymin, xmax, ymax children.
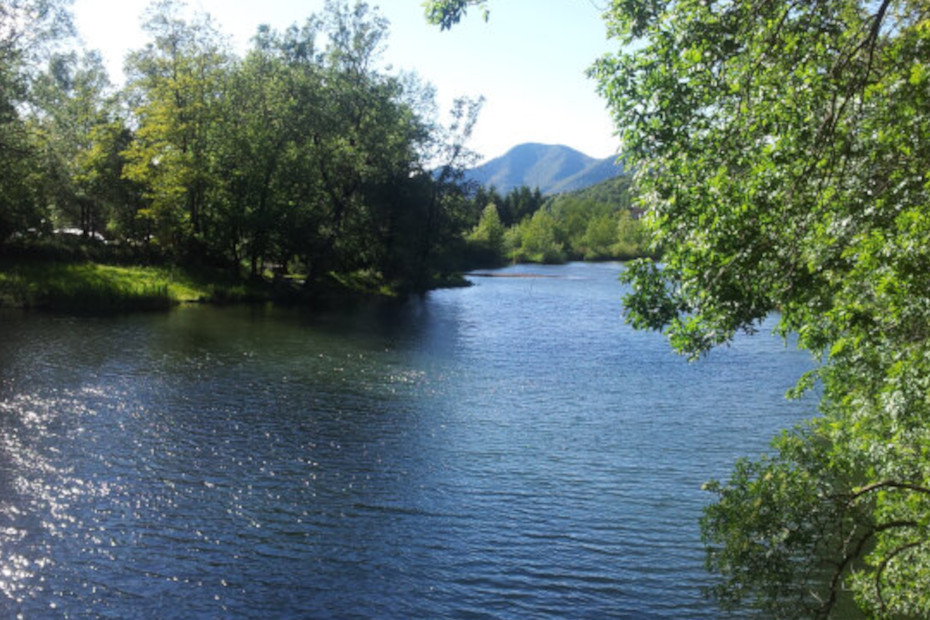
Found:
<box><xmin>0</xmin><ymin>0</ymin><xmax>74</xmax><ymax>241</ymax></box>
<box><xmin>474</xmin><ymin>178</ymin><xmax>648</xmax><ymax>265</ymax></box>
<box><xmin>587</xmin><ymin>0</ymin><xmax>930</xmax><ymax>616</ymax></box>
<box><xmin>611</xmin><ymin>210</ymin><xmax>647</xmax><ymax>260</ymax></box>
<box><xmin>468</xmin><ymin>185</ymin><xmax>543</xmax><ymax>227</ymax></box>
<box><xmin>465</xmin><ymin>202</ymin><xmax>506</xmax><ymax>266</ymax></box>
<box><xmin>1</xmin><ymin>0</ymin><xmax>483</xmax><ymax>303</ymax></box>
<box><xmin>122</xmin><ymin>0</ymin><xmax>233</xmax><ymax>254</ymax></box>
<box><xmin>31</xmin><ymin>50</ymin><xmax>127</xmax><ymax>239</ymax></box>
<box><xmin>563</xmin><ymin>174</ymin><xmax>632</xmax><ymax>210</ymax></box>
<box><xmin>423</xmin><ymin>0</ymin><xmax>488</xmax><ymax>31</ymax></box>
<box><xmin>117</xmin><ymin>0</ymin><xmax>477</xmax><ymax>292</ymax></box>
<box><xmin>505</xmin><ymin>209</ymin><xmax>565</xmax><ymax>264</ymax></box>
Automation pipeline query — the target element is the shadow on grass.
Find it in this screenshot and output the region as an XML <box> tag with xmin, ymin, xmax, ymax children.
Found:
<box><xmin>0</xmin><ymin>261</ymin><xmax>173</xmax><ymax>313</ymax></box>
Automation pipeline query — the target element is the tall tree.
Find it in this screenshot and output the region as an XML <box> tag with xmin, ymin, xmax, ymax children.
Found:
<box><xmin>75</xmin><ymin>119</ymin><xmax>144</xmax><ymax>242</ymax></box>
<box><xmin>590</xmin><ymin>0</ymin><xmax>930</xmax><ymax>616</ymax></box>
<box><xmin>465</xmin><ymin>202</ymin><xmax>505</xmax><ymax>266</ymax></box>
<box><xmin>123</xmin><ymin>0</ymin><xmax>232</xmax><ymax>256</ymax></box>
<box><xmin>0</xmin><ymin>0</ymin><xmax>73</xmax><ymax>241</ymax></box>
<box><xmin>411</xmin><ymin>94</ymin><xmax>483</xmax><ymax>286</ymax></box>
<box><xmin>301</xmin><ymin>0</ymin><xmax>399</xmax><ymax>283</ymax></box>
<box><xmin>288</xmin><ymin>1</ymin><xmax>467</xmax><ymax>291</ymax></box>
<box><xmin>212</xmin><ymin>25</ymin><xmax>299</xmax><ymax>274</ymax></box>
<box><xmin>31</xmin><ymin>51</ymin><xmax>118</xmax><ymax>238</ymax></box>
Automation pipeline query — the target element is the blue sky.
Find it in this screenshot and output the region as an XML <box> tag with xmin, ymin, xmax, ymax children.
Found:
<box><xmin>72</xmin><ymin>0</ymin><xmax>619</xmax><ymax>162</ymax></box>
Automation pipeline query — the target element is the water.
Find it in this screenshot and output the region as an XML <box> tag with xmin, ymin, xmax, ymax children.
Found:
<box><xmin>0</xmin><ymin>262</ymin><xmax>815</xmax><ymax>618</ymax></box>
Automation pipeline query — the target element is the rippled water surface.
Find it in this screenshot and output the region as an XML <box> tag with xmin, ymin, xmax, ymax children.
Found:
<box><xmin>0</xmin><ymin>262</ymin><xmax>815</xmax><ymax>618</ymax></box>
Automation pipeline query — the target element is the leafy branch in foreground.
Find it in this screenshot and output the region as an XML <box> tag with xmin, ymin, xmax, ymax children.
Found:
<box><xmin>588</xmin><ymin>0</ymin><xmax>930</xmax><ymax>615</ymax></box>
<box><xmin>422</xmin><ymin>0</ymin><xmax>488</xmax><ymax>31</ymax></box>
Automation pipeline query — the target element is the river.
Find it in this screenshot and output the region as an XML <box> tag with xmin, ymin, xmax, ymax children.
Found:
<box><xmin>0</xmin><ymin>262</ymin><xmax>815</xmax><ymax>618</ymax></box>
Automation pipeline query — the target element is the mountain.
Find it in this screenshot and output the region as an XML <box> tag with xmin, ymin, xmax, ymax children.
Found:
<box><xmin>465</xmin><ymin>143</ymin><xmax>623</xmax><ymax>195</ymax></box>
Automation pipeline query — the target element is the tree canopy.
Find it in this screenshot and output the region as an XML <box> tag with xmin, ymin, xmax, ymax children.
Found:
<box><xmin>461</xmin><ymin>180</ymin><xmax>647</xmax><ymax>267</ymax></box>
<box><xmin>0</xmin><ymin>0</ymin><xmax>74</xmax><ymax>241</ymax></box>
<box><xmin>2</xmin><ymin>0</ymin><xmax>484</xmax><ymax>295</ymax></box>
<box><xmin>423</xmin><ymin>0</ymin><xmax>488</xmax><ymax>31</ymax></box>
<box><xmin>431</xmin><ymin>0</ymin><xmax>930</xmax><ymax>616</ymax></box>
<box><xmin>598</xmin><ymin>0</ymin><xmax>930</xmax><ymax>616</ymax></box>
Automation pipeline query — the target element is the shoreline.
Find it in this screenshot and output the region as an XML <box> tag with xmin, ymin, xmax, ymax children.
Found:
<box><xmin>467</xmin><ymin>272</ymin><xmax>562</xmax><ymax>279</ymax></box>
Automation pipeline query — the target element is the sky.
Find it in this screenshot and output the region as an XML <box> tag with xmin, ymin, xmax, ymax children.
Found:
<box><xmin>71</xmin><ymin>0</ymin><xmax>620</xmax><ymax>162</ymax></box>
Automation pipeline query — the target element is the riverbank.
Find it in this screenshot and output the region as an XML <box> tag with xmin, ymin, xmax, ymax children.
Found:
<box><xmin>0</xmin><ymin>258</ymin><xmax>270</xmax><ymax>313</ymax></box>
<box><xmin>0</xmin><ymin>255</ymin><xmax>472</xmax><ymax>314</ymax></box>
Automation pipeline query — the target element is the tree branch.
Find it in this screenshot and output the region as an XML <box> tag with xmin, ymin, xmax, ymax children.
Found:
<box><xmin>823</xmin><ymin>518</ymin><xmax>920</xmax><ymax>617</ymax></box>
<box><xmin>875</xmin><ymin>539</ymin><xmax>927</xmax><ymax>615</ymax></box>
<box><xmin>849</xmin><ymin>479</ymin><xmax>930</xmax><ymax>504</ymax></box>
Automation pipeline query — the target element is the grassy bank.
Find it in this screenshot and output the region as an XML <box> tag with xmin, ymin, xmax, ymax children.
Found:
<box><xmin>0</xmin><ymin>260</ymin><xmax>264</xmax><ymax>313</ymax></box>
<box><xmin>0</xmin><ymin>231</ymin><xmax>473</xmax><ymax>313</ymax></box>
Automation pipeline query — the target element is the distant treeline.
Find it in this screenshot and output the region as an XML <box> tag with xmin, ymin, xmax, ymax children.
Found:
<box><xmin>463</xmin><ymin>176</ymin><xmax>652</xmax><ymax>267</ymax></box>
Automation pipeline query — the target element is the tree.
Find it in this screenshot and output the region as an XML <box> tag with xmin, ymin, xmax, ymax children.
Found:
<box><xmin>611</xmin><ymin>210</ymin><xmax>645</xmax><ymax>260</ymax></box>
<box><xmin>580</xmin><ymin>213</ymin><xmax>615</xmax><ymax>260</ymax></box>
<box><xmin>106</xmin><ymin>0</ymin><xmax>477</xmax><ymax>291</ymax></box>
<box><xmin>432</xmin><ymin>0</ymin><xmax>930</xmax><ymax>616</ymax></box>
<box><xmin>465</xmin><ymin>202</ymin><xmax>505</xmax><ymax>266</ymax></box>
<box><xmin>123</xmin><ymin>0</ymin><xmax>232</xmax><ymax>256</ymax></box>
<box><xmin>408</xmin><ymin>93</ymin><xmax>484</xmax><ymax>286</ymax></box>
<box><xmin>588</xmin><ymin>0</ymin><xmax>930</xmax><ymax>616</ymax></box>
<box><xmin>537</xmin><ymin>186</ymin><xmax>645</xmax><ymax>262</ymax></box>
<box><xmin>473</xmin><ymin>202</ymin><xmax>504</xmax><ymax>249</ymax></box>
<box><xmin>507</xmin><ymin>208</ymin><xmax>565</xmax><ymax>264</ymax></box>
<box><xmin>31</xmin><ymin>51</ymin><xmax>119</xmax><ymax>238</ymax></box>
<box><xmin>281</xmin><ymin>0</ymin><xmax>468</xmax><ymax>291</ymax></box>
<box><xmin>498</xmin><ymin>185</ymin><xmax>544</xmax><ymax>227</ymax></box>
<box><xmin>211</xmin><ymin>24</ymin><xmax>301</xmax><ymax>275</ymax></box>
<box><xmin>0</xmin><ymin>0</ymin><xmax>73</xmax><ymax>241</ymax></box>
<box><xmin>423</xmin><ymin>0</ymin><xmax>488</xmax><ymax>31</ymax></box>
<box><xmin>76</xmin><ymin>120</ymin><xmax>145</xmax><ymax>242</ymax></box>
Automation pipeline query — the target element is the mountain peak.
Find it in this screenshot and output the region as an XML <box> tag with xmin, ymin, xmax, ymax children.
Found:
<box><xmin>468</xmin><ymin>143</ymin><xmax>622</xmax><ymax>195</ymax></box>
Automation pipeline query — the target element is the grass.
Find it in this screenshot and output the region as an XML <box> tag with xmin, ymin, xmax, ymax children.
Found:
<box><xmin>0</xmin><ymin>239</ymin><xmax>468</xmax><ymax>313</ymax></box>
<box><xmin>327</xmin><ymin>269</ymin><xmax>399</xmax><ymax>298</ymax></box>
<box><xmin>0</xmin><ymin>259</ymin><xmax>266</xmax><ymax>313</ymax></box>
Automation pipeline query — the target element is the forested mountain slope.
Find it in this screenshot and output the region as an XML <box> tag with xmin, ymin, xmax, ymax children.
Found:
<box><xmin>466</xmin><ymin>143</ymin><xmax>622</xmax><ymax>194</ymax></box>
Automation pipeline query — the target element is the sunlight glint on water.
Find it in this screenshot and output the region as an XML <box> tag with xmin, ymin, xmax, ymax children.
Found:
<box><xmin>0</xmin><ymin>263</ymin><xmax>815</xmax><ymax>617</ymax></box>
